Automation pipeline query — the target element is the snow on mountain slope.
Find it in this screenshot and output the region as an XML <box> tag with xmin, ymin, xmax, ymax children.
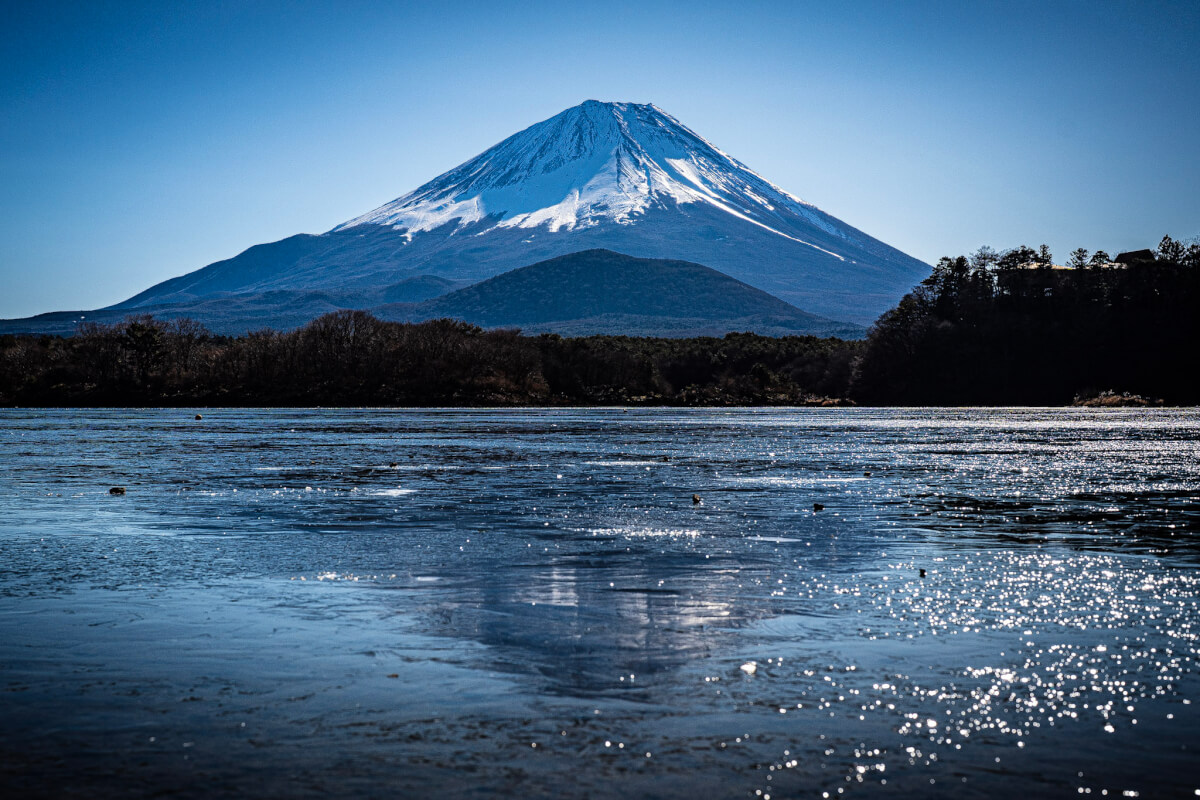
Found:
<box><xmin>335</xmin><ymin>100</ymin><xmax>850</xmax><ymax>260</ymax></box>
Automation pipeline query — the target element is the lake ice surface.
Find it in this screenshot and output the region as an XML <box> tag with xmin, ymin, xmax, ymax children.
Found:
<box><xmin>1</xmin><ymin>408</ymin><xmax>1198</xmax><ymax>798</ymax></box>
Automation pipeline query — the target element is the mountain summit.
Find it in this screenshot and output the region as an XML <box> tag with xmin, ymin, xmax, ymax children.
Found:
<box><xmin>5</xmin><ymin>101</ymin><xmax>929</xmax><ymax>334</ymax></box>
<box><xmin>337</xmin><ymin>100</ymin><xmax>853</xmax><ymax>256</ymax></box>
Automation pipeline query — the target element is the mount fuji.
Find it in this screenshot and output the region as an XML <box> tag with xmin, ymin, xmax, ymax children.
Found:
<box><xmin>4</xmin><ymin>101</ymin><xmax>929</xmax><ymax>335</ymax></box>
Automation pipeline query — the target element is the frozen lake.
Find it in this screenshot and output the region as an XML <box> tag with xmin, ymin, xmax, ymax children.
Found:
<box><xmin>1</xmin><ymin>408</ymin><xmax>1198</xmax><ymax>797</ymax></box>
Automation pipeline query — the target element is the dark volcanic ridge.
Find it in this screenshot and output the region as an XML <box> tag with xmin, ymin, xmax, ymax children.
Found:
<box><xmin>1</xmin><ymin>250</ymin><xmax>864</xmax><ymax>339</ymax></box>
<box><xmin>387</xmin><ymin>249</ymin><xmax>862</xmax><ymax>338</ymax></box>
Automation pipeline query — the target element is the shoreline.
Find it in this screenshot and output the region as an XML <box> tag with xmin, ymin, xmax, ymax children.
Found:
<box><xmin>1</xmin><ymin>402</ymin><xmax>1192</xmax><ymax>410</ymax></box>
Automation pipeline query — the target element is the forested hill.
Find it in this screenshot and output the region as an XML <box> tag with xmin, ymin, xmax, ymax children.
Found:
<box><xmin>853</xmin><ymin>238</ymin><xmax>1200</xmax><ymax>405</ymax></box>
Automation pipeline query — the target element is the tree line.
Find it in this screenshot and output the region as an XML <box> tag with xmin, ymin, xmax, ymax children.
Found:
<box><xmin>0</xmin><ymin>315</ymin><xmax>858</xmax><ymax>406</ymax></box>
<box><xmin>2</xmin><ymin>236</ymin><xmax>1196</xmax><ymax>406</ymax></box>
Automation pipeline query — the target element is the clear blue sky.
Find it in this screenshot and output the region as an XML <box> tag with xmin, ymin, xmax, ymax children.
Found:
<box><xmin>2</xmin><ymin>0</ymin><xmax>1197</xmax><ymax>318</ymax></box>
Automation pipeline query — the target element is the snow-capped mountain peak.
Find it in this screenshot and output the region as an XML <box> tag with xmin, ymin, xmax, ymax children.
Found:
<box><xmin>97</xmin><ymin>99</ymin><xmax>929</xmax><ymax>329</ymax></box>
<box><xmin>334</xmin><ymin>100</ymin><xmax>847</xmax><ymax>257</ymax></box>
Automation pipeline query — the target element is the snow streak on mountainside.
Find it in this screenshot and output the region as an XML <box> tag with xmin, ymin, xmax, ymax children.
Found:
<box><xmin>335</xmin><ymin>100</ymin><xmax>852</xmax><ymax>260</ymax></box>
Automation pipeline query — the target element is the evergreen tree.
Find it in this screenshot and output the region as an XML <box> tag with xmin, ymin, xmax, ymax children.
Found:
<box><xmin>1158</xmin><ymin>235</ymin><xmax>1185</xmax><ymax>264</ymax></box>
<box><xmin>998</xmin><ymin>245</ymin><xmax>1038</xmax><ymax>270</ymax></box>
<box><xmin>1068</xmin><ymin>248</ymin><xmax>1090</xmax><ymax>269</ymax></box>
<box><xmin>970</xmin><ymin>246</ymin><xmax>999</xmax><ymax>271</ymax></box>
<box><xmin>1037</xmin><ymin>244</ymin><xmax>1053</xmax><ymax>267</ymax></box>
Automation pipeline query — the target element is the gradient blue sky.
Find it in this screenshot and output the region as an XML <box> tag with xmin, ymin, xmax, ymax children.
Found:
<box><xmin>2</xmin><ymin>0</ymin><xmax>1197</xmax><ymax>318</ymax></box>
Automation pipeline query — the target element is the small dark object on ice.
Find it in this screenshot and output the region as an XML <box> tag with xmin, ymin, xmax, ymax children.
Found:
<box><xmin>109</xmin><ymin>487</ymin><xmax>126</xmax><ymax>495</ymax></box>
<box><xmin>194</xmin><ymin>414</ymin><xmax>202</xmax><ymax>420</ymax></box>
<box><xmin>389</xmin><ymin>462</ymin><xmax>399</xmax><ymax>468</ymax></box>
<box><xmin>692</xmin><ymin>494</ymin><xmax>702</xmax><ymax>505</ymax></box>
<box><xmin>386</xmin><ymin>673</ymin><xmax>399</xmax><ymax>679</ymax></box>
<box><xmin>919</xmin><ymin>568</ymin><xmax>927</xmax><ymax>578</ymax></box>
<box><xmin>863</xmin><ymin>471</ymin><xmax>872</xmax><ymax>477</ymax></box>
<box><xmin>1072</xmin><ymin>390</ymin><xmax>1158</xmax><ymax>407</ymax></box>
<box><xmin>813</xmin><ymin>502</ymin><xmax>824</xmax><ymax>511</ymax></box>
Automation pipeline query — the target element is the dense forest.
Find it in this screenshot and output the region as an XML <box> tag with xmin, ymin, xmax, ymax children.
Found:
<box><xmin>0</xmin><ymin>315</ymin><xmax>857</xmax><ymax>406</ymax></box>
<box><xmin>853</xmin><ymin>235</ymin><xmax>1200</xmax><ymax>405</ymax></box>
<box><xmin>1</xmin><ymin>236</ymin><xmax>1196</xmax><ymax>406</ymax></box>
